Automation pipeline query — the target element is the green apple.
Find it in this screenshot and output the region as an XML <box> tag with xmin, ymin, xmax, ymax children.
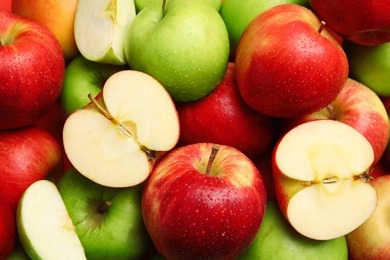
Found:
<box><xmin>74</xmin><ymin>0</ymin><xmax>136</xmax><ymax>65</ymax></box>
<box><xmin>134</xmin><ymin>0</ymin><xmax>221</xmax><ymax>13</ymax></box>
<box><xmin>220</xmin><ymin>0</ymin><xmax>310</xmax><ymax>59</ymax></box>
<box><xmin>125</xmin><ymin>0</ymin><xmax>230</xmax><ymax>102</ymax></box>
<box><xmin>60</xmin><ymin>54</ymin><xmax>128</xmax><ymax>117</ymax></box>
<box><xmin>344</xmin><ymin>41</ymin><xmax>390</xmax><ymax>96</ymax></box>
<box><xmin>239</xmin><ymin>199</ymin><xmax>348</xmax><ymax>259</ymax></box>
<box><xmin>16</xmin><ymin>180</ymin><xmax>86</xmax><ymax>260</ymax></box>
<box><xmin>57</xmin><ymin>168</ymin><xmax>152</xmax><ymax>260</ymax></box>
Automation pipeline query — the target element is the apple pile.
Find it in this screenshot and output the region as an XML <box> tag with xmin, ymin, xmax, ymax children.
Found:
<box><xmin>1</xmin><ymin>0</ymin><xmax>390</xmax><ymax>259</ymax></box>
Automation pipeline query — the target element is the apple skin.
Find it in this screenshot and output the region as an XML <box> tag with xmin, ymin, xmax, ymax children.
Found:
<box><xmin>0</xmin><ymin>126</ymin><xmax>62</xmax><ymax>212</ymax></box>
<box><xmin>57</xmin><ymin>168</ymin><xmax>152</xmax><ymax>260</ymax></box>
<box><xmin>12</xmin><ymin>0</ymin><xmax>79</xmax><ymax>61</ymax></box>
<box><xmin>280</xmin><ymin>78</ymin><xmax>390</xmax><ymax>166</ymax></box>
<box><xmin>310</xmin><ymin>0</ymin><xmax>390</xmax><ymax>46</ymax></box>
<box><xmin>239</xmin><ymin>199</ymin><xmax>348</xmax><ymax>259</ymax></box>
<box><xmin>0</xmin><ymin>195</ymin><xmax>15</xmax><ymax>259</ymax></box>
<box><xmin>0</xmin><ymin>11</ymin><xmax>65</xmax><ymax>130</ymax></box>
<box><xmin>142</xmin><ymin>143</ymin><xmax>267</xmax><ymax>260</ymax></box>
<box><xmin>235</xmin><ymin>4</ymin><xmax>349</xmax><ymax>118</ymax></box>
<box><xmin>346</xmin><ymin>174</ymin><xmax>390</xmax><ymax>259</ymax></box>
<box><xmin>60</xmin><ymin>54</ymin><xmax>128</xmax><ymax>117</ymax></box>
<box><xmin>135</xmin><ymin>0</ymin><xmax>222</xmax><ymax>12</ymax></box>
<box><xmin>176</xmin><ymin>62</ymin><xmax>276</xmax><ymax>161</ymax></box>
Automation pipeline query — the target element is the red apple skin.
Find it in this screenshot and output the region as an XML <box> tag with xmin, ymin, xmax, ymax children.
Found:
<box><xmin>310</xmin><ymin>0</ymin><xmax>390</xmax><ymax>46</ymax></box>
<box><xmin>0</xmin><ymin>195</ymin><xmax>15</xmax><ymax>259</ymax></box>
<box><xmin>235</xmin><ymin>4</ymin><xmax>348</xmax><ymax>118</ymax></box>
<box><xmin>346</xmin><ymin>174</ymin><xmax>390</xmax><ymax>259</ymax></box>
<box><xmin>0</xmin><ymin>126</ymin><xmax>62</xmax><ymax>212</ymax></box>
<box><xmin>0</xmin><ymin>11</ymin><xmax>65</xmax><ymax>130</ymax></box>
<box><xmin>142</xmin><ymin>143</ymin><xmax>267</xmax><ymax>260</ymax></box>
<box><xmin>176</xmin><ymin>62</ymin><xmax>275</xmax><ymax>161</ymax></box>
<box><xmin>280</xmin><ymin>78</ymin><xmax>390</xmax><ymax>166</ymax></box>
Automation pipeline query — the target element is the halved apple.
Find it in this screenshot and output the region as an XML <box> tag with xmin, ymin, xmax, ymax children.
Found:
<box><xmin>74</xmin><ymin>0</ymin><xmax>136</xmax><ymax>65</ymax></box>
<box><xmin>16</xmin><ymin>180</ymin><xmax>86</xmax><ymax>260</ymax></box>
<box><xmin>273</xmin><ymin>120</ymin><xmax>377</xmax><ymax>240</ymax></box>
<box><xmin>63</xmin><ymin>70</ymin><xmax>180</xmax><ymax>188</ymax></box>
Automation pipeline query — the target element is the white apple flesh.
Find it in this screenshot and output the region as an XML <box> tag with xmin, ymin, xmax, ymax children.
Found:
<box><xmin>273</xmin><ymin>120</ymin><xmax>377</xmax><ymax>240</ymax></box>
<box><xmin>63</xmin><ymin>70</ymin><xmax>180</xmax><ymax>188</ymax></box>
<box><xmin>16</xmin><ymin>180</ymin><xmax>86</xmax><ymax>260</ymax></box>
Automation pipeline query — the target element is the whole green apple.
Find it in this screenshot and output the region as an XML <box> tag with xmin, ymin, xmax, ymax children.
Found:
<box><xmin>345</xmin><ymin>41</ymin><xmax>390</xmax><ymax>96</ymax></box>
<box><xmin>125</xmin><ymin>0</ymin><xmax>230</xmax><ymax>102</ymax></box>
<box><xmin>134</xmin><ymin>0</ymin><xmax>221</xmax><ymax>13</ymax></box>
<box><xmin>220</xmin><ymin>0</ymin><xmax>310</xmax><ymax>59</ymax></box>
<box><xmin>60</xmin><ymin>54</ymin><xmax>128</xmax><ymax>117</ymax></box>
<box><xmin>57</xmin><ymin>169</ymin><xmax>151</xmax><ymax>260</ymax></box>
<box><xmin>239</xmin><ymin>199</ymin><xmax>348</xmax><ymax>259</ymax></box>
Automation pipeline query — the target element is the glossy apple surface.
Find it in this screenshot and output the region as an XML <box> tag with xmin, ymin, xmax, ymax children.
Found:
<box><xmin>0</xmin><ymin>195</ymin><xmax>15</xmax><ymax>259</ymax></box>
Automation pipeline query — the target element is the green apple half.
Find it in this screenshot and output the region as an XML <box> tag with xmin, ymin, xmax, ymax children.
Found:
<box><xmin>74</xmin><ymin>0</ymin><xmax>136</xmax><ymax>65</ymax></box>
<box><xmin>63</xmin><ymin>70</ymin><xmax>180</xmax><ymax>187</ymax></box>
<box><xmin>16</xmin><ymin>180</ymin><xmax>86</xmax><ymax>260</ymax></box>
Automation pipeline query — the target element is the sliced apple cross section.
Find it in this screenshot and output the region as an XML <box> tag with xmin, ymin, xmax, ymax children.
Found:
<box><xmin>273</xmin><ymin>120</ymin><xmax>377</xmax><ymax>240</ymax></box>
<box><xmin>63</xmin><ymin>70</ymin><xmax>180</xmax><ymax>188</ymax></box>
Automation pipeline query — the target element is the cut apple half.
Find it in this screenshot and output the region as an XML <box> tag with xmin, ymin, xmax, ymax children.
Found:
<box><xmin>63</xmin><ymin>70</ymin><xmax>180</xmax><ymax>188</ymax></box>
<box><xmin>74</xmin><ymin>0</ymin><xmax>136</xmax><ymax>65</ymax></box>
<box><xmin>16</xmin><ymin>180</ymin><xmax>86</xmax><ymax>260</ymax></box>
<box><xmin>273</xmin><ymin>120</ymin><xmax>377</xmax><ymax>240</ymax></box>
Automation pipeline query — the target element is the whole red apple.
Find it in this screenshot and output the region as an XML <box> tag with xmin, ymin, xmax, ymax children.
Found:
<box><xmin>0</xmin><ymin>126</ymin><xmax>62</xmax><ymax>212</ymax></box>
<box><xmin>310</xmin><ymin>0</ymin><xmax>390</xmax><ymax>46</ymax></box>
<box><xmin>235</xmin><ymin>4</ymin><xmax>348</xmax><ymax>118</ymax></box>
<box><xmin>0</xmin><ymin>194</ymin><xmax>15</xmax><ymax>259</ymax></box>
<box><xmin>177</xmin><ymin>62</ymin><xmax>275</xmax><ymax>160</ymax></box>
<box><xmin>0</xmin><ymin>11</ymin><xmax>65</xmax><ymax>130</ymax></box>
<box><xmin>142</xmin><ymin>143</ymin><xmax>267</xmax><ymax>260</ymax></box>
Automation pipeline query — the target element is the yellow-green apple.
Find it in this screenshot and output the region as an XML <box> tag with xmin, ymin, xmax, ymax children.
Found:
<box><xmin>220</xmin><ymin>0</ymin><xmax>310</xmax><ymax>60</ymax></box>
<box><xmin>239</xmin><ymin>199</ymin><xmax>348</xmax><ymax>259</ymax></box>
<box><xmin>135</xmin><ymin>0</ymin><xmax>222</xmax><ymax>12</ymax></box>
<box><xmin>176</xmin><ymin>63</ymin><xmax>275</xmax><ymax>161</ymax></box>
<box><xmin>346</xmin><ymin>174</ymin><xmax>390</xmax><ymax>259</ymax></box>
<box><xmin>0</xmin><ymin>11</ymin><xmax>65</xmax><ymax>130</ymax></box>
<box><xmin>125</xmin><ymin>0</ymin><xmax>230</xmax><ymax>102</ymax></box>
<box><xmin>280</xmin><ymin>78</ymin><xmax>390</xmax><ymax>166</ymax></box>
<box><xmin>12</xmin><ymin>0</ymin><xmax>79</xmax><ymax>61</ymax></box>
<box><xmin>57</xmin><ymin>168</ymin><xmax>152</xmax><ymax>260</ymax></box>
<box><xmin>273</xmin><ymin>120</ymin><xmax>377</xmax><ymax>240</ymax></box>
<box><xmin>310</xmin><ymin>0</ymin><xmax>390</xmax><ymax>46</ymax></box>
<box><xmin>60</xmin><ymin>54</ymin><xmax>128</xmax><ymax>117</ymax></box>
<box><xmin>142</xmin><ymin>143</ymin><xmax>267</xmax><ymax>260</ymax></box>
<box><xmin>235</xmin><ymin>4</ymin><xmax>349</xmax><ymax>118</ymax></box>
<box><xmin>0</xmin><ymin>194</ymin><xmax>15</xmax><ymax>259</ymax></box>
<box><xmin>63</xmin><ymin>70</ymin><xmax>180</xmax><ymax>188</ymax></box>
<box><xmin>16</xmin><ymin>180</ymin><xmax>86</xmax><ymax>259</ymax></box>
<box><xmin>344</xmin><ymin>41</ymin><xmax>390</xmax><ymax>96</ymax></box>
<box><xmin>74</xmin><ymin>0</ymin><xmax>136</xmax><ymax>65</ymax></box>
<box><xmin>0</xmin><ymin>126</ymin><xmax>62</xmax><ymax>213</ymax></box>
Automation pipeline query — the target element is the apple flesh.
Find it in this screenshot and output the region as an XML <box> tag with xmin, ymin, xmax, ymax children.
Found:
<box><xmin>63</xmin><ymin>70</ymin><xmax>180</xmax><ymax>187</ymax></box>
<box><xmin>16</xmin><ymin>180</ymin><xmax>86</xmax><ymax>260</ymax></box>
<box><xmin>273</xmin><ymin>120</ymin><xmax>377</xmax><ymax>240</ymax></box>
<box><xmin>142</xmin><ymin>143</ymin><xmax>267</xmax><ymax>259</ymax></box>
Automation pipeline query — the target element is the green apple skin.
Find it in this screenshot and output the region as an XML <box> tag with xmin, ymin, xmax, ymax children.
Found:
<box><xmin>60</xmin><ymin>54</ymin><xmax>128</xmax><ymax>117</ymax></box>
<box><xmin>220</xmin><ymin>0</ymin><xmax>310</xmax><ymax>59</ymax></box>
<box><xmin>125</xmin><ymin>0</ymin><xmax>230</xmax><ymax>102</ymax></box>
<box><xmin>57</xmin><ymin>169</ymin><xmax>151</xmax><ymax>260</ymax></box>
<box><xmin>135</xmin><ymin>0</ymin><xmax>221</xmax><ymax>13</ymax></box>
<box><xmin>345</xmin><ymin>41</ymin><xmax>390</xmax><ymax>96</ymax></box>
<box><xmin>239</xmin><ymin>199</ymin><xmax>348</xmax><ymax>260</ymax></box>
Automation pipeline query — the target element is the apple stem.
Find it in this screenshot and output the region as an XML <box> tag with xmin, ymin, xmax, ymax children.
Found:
<box><xmin>162</xmin><ymin>0</ymin><xmax>167</xmax><ymax>15</ymax></box>
<box><xmin>318</xmin><ymin>21</ymin><xmax>326</xmax><ymax>34</ymax></box>
<box><xmin>326</xmin><ymin>104</ymin><xmax>335</xmax><ymax>119</ymax></box>
<box><xmin>99</xmin><ymin>201</ymin><xmax>112</xmax><ymax>213</ymax></box>
<box><xmin>205</xmin><ymin>145</ymin><xmax>220</xmax><ymax>176</ymax></box>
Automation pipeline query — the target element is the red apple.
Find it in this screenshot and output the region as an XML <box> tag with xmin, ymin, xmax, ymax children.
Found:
<box><xmin>142</xmin><ymin>143</ymin><xmax>267</xmax><ymax>260</ymax></box>
<box><xmin>0</xmin><ymin>11</ymin><xmax>65</xmax><ymax>130</ymax></box>
<box><xmin>235</xmin><ymin>4</ymin><xmax>348</xmax><ymax>118</ymax></box>
<box><xmin>346</xmin><ymin>174</ymin><xmax>390</xmax><ymax>259</ymax></box>
<box><xmin>0</xmin><ymin>194</ymin><xmax>15</xmax><ymax>259</ymax></box>
<box><xmin>0</xmin><ymin>126</ymin><xmax>62</xmax><ymax>212</ymax></box>
<box><xmin>310</xmin><ymin>0</ymin><xmax>390</xmax><ymax>46</ymax></box>
<box><xmin>176</xmin><ymin>62</ymin><xmax>275</xmax><ymax>160</ymax></box>
<box><xmin>280</xmin><ymin>78</ymin><xmax>390</xmax><ymax>166</ymax></box>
